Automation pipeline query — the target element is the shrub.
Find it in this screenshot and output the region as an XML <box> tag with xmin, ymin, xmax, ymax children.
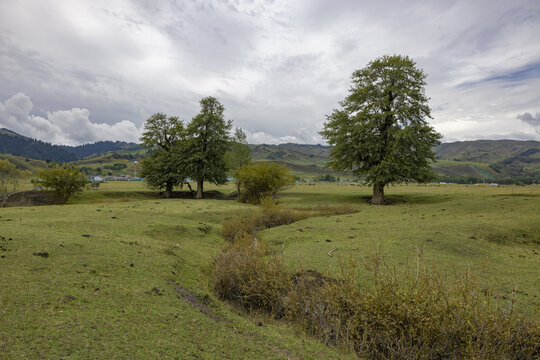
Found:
<box><xmin>38</xmin><ymin>164</ymin><xmax>87</xmax><ymax>203</ymax></box>
<box><xmin>236</xmin><ymin>162</ymin><xmax>295</xmax><ymax>204</ymax></box>
<box><xmin>308</xmin><ymin>259</ymin><xmax>540</xmax><ymax>359</ymax></box>
<box><xmin>212</xmin><ymin>233</ymin><xmax>289</xmax><ymax>314</ymax></box>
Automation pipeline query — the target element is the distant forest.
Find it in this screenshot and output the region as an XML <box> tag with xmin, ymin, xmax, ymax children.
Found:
<box><xmin>0</xmin><ymin>130</ymin><xmax>77</xmax><ymax>162</ymax></box>
<box><xmin>0</xmin><ymin>129</ymin><xmax>142</xmax><ymax>162</ymax></box>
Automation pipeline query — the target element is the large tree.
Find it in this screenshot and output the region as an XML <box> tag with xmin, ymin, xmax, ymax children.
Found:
<box><xmin>321</xmin><ymin>55</ymin><xmax>442</xmax><ymax>205</ymax></box>
<box><xmin>186</xmin><ymin>97</ymin><xmax>232</xmax><ymax>199</ymax></box>
<box><xmin>140</xmin><ymin>113</ymin><xmax>187</xmax><ymax>198</ymax></box>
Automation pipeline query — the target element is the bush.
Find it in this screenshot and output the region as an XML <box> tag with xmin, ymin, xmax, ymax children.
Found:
<box><xmin>303</xmin><ymin>259</ymin><xmax>540</xmax><ymax>359</ymax></box>
<box><xmin>38</xmin><ymin>164</ymin><xmax>87</xmax><ymax>203</ymax></box>
<box><xmin>212</xmin><ymin>233</ymin><xmax>289</xmax><ymax>314</ymax></box>
<box><xmin>236</xmin><ymin>162</ymin><xmax>295</xmax><ymax>204</ymax></box>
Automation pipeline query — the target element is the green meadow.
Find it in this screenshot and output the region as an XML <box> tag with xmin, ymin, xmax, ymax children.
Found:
<box><xmin>1</xmin><ymin>181</ymin><xmax>539</xmax><ymax>358</ymax></box>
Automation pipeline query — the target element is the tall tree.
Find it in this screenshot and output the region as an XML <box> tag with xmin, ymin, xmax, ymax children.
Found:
<box><xmin>225</xmin><ymin>127</ymin><xmax>252</xmax><ymax>197</ymax></box>
<box><xmin>321</xmin><ymin>55</ymin><xmax>442</xmax><ymax>205</ymax></box>
<box><xmin>140</xmin><ymin>113</ymin><xmax>187</xmax><ymax>198</ymax></box>
<box><xmin>186</xmin><ymin>97</ymin><xmax>232</xmax><ymax>199</ymax></box>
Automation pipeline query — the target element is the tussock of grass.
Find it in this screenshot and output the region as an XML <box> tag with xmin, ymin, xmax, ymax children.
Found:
<box><xmin>212</xmin><ymin>233</ymin><xmax>289</xmax><ymax>314</ymax></box>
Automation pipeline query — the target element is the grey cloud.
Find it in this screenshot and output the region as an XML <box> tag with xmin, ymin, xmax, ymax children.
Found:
<box><xmin>517</xmin><ymin>112</ymin><xmax>540</xmax><ymax>133</ymax></box>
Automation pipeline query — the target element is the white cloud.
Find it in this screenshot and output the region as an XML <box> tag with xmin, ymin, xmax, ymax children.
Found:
<box><xmin>0</xmin><ymin>93</ymin><xmax>141</xmax><ymax>145</ymax></box>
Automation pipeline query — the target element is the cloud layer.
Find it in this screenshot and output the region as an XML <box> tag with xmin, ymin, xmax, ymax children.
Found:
<box><xmin>1</xmin><ymin>0</ymin><xmax>540</xmax><ymax>145</ymax></box>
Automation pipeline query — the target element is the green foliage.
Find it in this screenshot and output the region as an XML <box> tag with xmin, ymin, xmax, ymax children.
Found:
<box><xmin>225</xmin><ymin>127</ymin><xmax>252</xmax><ymax>196</ymax></box>
<box><xmin>185</xmin><ymin>97</ymin><xmax>232</xmax><ymax>198</ymax></box>
<box><xmin>225</xmin><ymin>127</ymin><xmax>252</xmax><ymax>171</ymax></box>
<box><xmin>140</xmin><ymin>113</ymin><xmax>188</xmax><ymax>197</ymax></box>
<box><xmin>140</xmin><ymin>149</ymin><xmax>187</xmax><ymax>197</ymax></box>
<box><xmin>321</xmin><ymin>54</ymin><xmax>442</xmax><ymax>204</ymax></box>
<box><xmin>140</xmin><ymin>113</ymin><xmax>185</xmax><ymax>151</ymax></box>
<box><xmin>236</xmin><ymin>162</ymin><xmax>296</xmax><ymax>203</ymax></box>
<box><xmin>37</xmin><ymin>164</ymin><xmax>87</xmax><ymax>203</ymax></box>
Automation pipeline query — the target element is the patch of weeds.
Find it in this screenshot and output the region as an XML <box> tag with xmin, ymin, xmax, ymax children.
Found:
<box><xmin>479</xmin><ymin>226</ymin><xmax>540</xmax><ymax>245</ymax></box>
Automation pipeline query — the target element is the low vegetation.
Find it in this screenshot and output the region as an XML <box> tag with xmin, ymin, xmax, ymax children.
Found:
<box><xmin>213</xmin><ymin>198</ymin><xmax>540</xmax><ymax>359</ymax></box>
<box><xmin>37</xmin><ymin>164</ymin><xmax>87</xmax><ymax>203</ymax></box>
<box><xmin>236</xmin><ymin>162</ymin><xmax>296</xmax><ymax>204</ymax></box>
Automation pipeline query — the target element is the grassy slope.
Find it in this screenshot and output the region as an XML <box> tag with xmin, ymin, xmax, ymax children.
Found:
<box><xmin>0</xmin><ymin>153</ymin><xmax>48</xmax><ymax>174</ymax></box>
<box><xmin>1</xmin><ymin>182</ymin><xmax>539</xmax><ymax>358</ymax></box>
<box><xmin>0</xmin><ymin>182</ymin><xmax>354</xmax><ymax>359</ymax></box>
<box><xmin>265</xmin><ymin>183</ymin><xmax>540</xmax><ymax>317</ymax></box>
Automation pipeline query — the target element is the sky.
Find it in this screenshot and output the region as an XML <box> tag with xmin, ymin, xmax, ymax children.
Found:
<box><xmin>1</xmin><ymin>0</ymin><xmax>540</xmax><ymax>146</ymax></box>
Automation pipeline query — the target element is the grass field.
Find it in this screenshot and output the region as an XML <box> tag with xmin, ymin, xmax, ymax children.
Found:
<box><xmin>1</xmin><ymin>181</ymin><xmax>539</xmax><ymax>358</ymax></box>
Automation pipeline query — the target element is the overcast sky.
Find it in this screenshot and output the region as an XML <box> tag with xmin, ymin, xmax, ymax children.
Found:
<box><xmin>1</xmin><ymin>0</ymin><xmax>540</xmax><ymax>146</ymax></box>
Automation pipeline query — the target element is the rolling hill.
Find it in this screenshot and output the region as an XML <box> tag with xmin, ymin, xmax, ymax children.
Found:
<box><xmin>1</xmin><ymin>128</ymin><xmax>539</xmax><ymax>182</ymax></box>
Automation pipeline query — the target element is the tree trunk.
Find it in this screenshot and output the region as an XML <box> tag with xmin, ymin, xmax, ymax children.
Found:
<box><xmin>236</xmin><ymin>180</ymin><xmax>241</xmax><ymax>200</ymax></box>
<box><xmin>195</xmin><ymin>179</ymin><xmax>203</xmax><ymax>199</ymax></box>
<box><xmin>371</xmin><ymin>182</ymin><xmax>385</xmax><ymax>205</ymax></box>
<box><xmin>164</xmin><ymin>183</ymin><xmax>173</xmax><ymax>198</ymax></box>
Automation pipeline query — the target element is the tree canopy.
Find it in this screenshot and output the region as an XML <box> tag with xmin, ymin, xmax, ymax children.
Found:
<box><xmin>140</xmin><ymin>113</ymin><xmax>188</xmax><ymax>198</ymax></box>
<box><xmin>38</xmin><ymin>164</ymin><xmax>87</xmax><ymax>203</ymax></box>
<box><xmin>186</xmin><ymin>97</ymin><xmax>232</xmax><ymax>199</ymax></box>
<box><xmin>321</xmin><ymin>55</ymin><xmax>442</xmax><ymax>204</ymax></box>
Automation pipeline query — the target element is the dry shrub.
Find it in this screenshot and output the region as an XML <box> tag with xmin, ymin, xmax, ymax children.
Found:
<box><xmin>220</xmin><ymin>215</ymin><xmax>257</xmax><ymax>242</ymax></box>
<box><xmin>287</xmin><ymin>257</ymin><xmax>540</xmax><ymax>359</ymax></box>
<box><xmin>212</xmin><ymin>233</ymin><xmax>290</xmax><ymax>314</ymax></box>
<box><xmin>213</xmin><ymin>243</ymin><xmax>539</xmax><ymax>359</ymax></box>
<box><xmin>221</xmin><ymin>198</ymin><xmax>309</xmax><ymax>242</ymax></box>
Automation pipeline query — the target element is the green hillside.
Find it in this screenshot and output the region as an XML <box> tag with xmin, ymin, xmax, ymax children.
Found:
<box><xmin>0</xmin><ymin>153</ymin><xmax>48</xmax><ymax>174</ymax></box>
<box><xmin>1</xmin><ymin>126</ymin><xmax>539</xmax><ymax>182</ymax></box>
<box><xmin>250</xmin><ymin>141</ymin><xmax>540</xmax><ymax>183</ymax></box>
